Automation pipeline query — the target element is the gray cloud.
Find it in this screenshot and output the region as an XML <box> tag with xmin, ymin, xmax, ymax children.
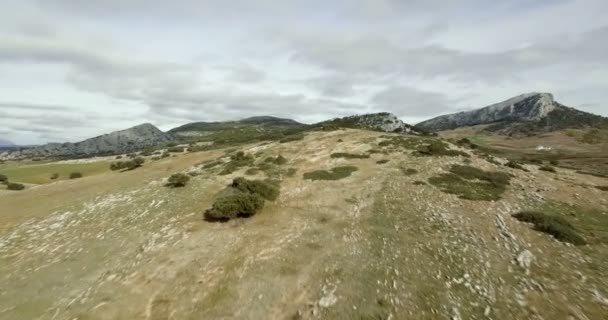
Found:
<box><xmin>371</xmin><ymin>86</ymin><xmax>457</xmax><ymax>117</ymax></box>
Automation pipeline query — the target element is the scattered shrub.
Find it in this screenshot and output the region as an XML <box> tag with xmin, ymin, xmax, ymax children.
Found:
<box><xmin>275</xmin><ymin>155</ymin><xmax>288</xmax><ymax>165</ymax></box>
<box><xmin>205</xmin><ymin>191</ymin><xmax>265</xmax><ymax>221</ymax></box>
<box><xmin>50</xmin><ymin>173</ymin><xmax>59</xmax><ymax>180</ymax></box>
<box><xmin>303</xmin><ymin>166</ymin><xmax>358</xmax><ymax>181</ymax></box>
<box><xmin>330</xmin><ymin>152</ymin><xmax>370</xmax><ymax>159</ymax></box>
<box><xmin>402</xmin><ymin>168</ymin><xmax>418</xmax><ymax>175</ymax></box>
<box><xmin>286</xmin><ymin>168</ymin><xmax>297</xmax><ymax>177</ymax></box>
<box><xmin>512</xmin><ymin>211</ymin><xmax>586</xmax><ymax>245</ymax></box>
<box><xmin>539</xmin><ymin>165</ymin><xmax>557</xmax><ymax>173</ymax></box>
<box><xmin>337</xmin><ymin>139</ymin><xmax>344</xmax><ymax>142</ymax></box>
<box><xmin>187</xmin><ymin>171</ymin><xmax>201</xmax><ymax>177</ymax></box>
<box><xmin>245</xmin><ymin>168</ymin><xmax>260</xmax><ymax>175</ymax></box>
<box><xmin>166</xmin><ymin>173</ymin><xmax>190</xmax><ymax>187</ymax></box>
<box><xmin>115</xmin><ymin>155</ymin><xmax>123</xmax><ymax>159</ymax></box>
<box><xmin>505</xmin><ymin>160</ymin><xmax>528</xmax><ymax>171</ymax></box>
<box><xmin>376</xmin><ymin>159</ymin><xmax>389</xmax><ymax>164</ymax></box>
<box><xmin>549</xmin><ymin>159</ymin><xmax>559</xmax><ymax>166</ymax></box>
<box><xmin>413</xmin><ymin>180</ymin><xmax>426</xmax><ymax>186</ymax></box>
<box><xmin>428</xmin><ymin>165</ymin><xmax>510</xmax><ymax>201</ymax></box>
<box><xmin>202</xmin><ymin>160</ymin><xmax>222</xmax><ymax>169</ymax></box>
<box><xmin>7</xmin><ymin>182</ymin><xmax>25</xmax><ymax>190</ymax></box>
<box><xmin>279</xmin><ymin>133</ymin><xmax>304</xmax><ymax>143</ymax></box>
<box><xmin>596</xmin><ymin>186</ymin><xmax>608</xmax><ymax>191</ymax></box>
<box><xmin>111</xmin><ymin>157</ymin><xmax>145</xmax><ymax>171</ymax></box>
<box><xmin>0</xmin><ymin>174</ymin><xmax>7</xmax><ymax>182</ymax></box>
<box><xmin>232</xmin><ymin>177</ymin><xmax>280</xmax><ymax>201</ymax></box>
<box><xmin>161</xmin><ymin>152</ymin><xmax>170</xmax><ymax>158</ymax></box>
<box><xmin>219</xmin><ymin>151</ymin><xmax>254</xmax><ymax>175</ymax></box>
<box><xmin>167</xmin><ymin>146</ymin><xmax>185</xmax><ymax>153</ymax></box>
<box><xmin>367</xmin><ymin>149</ymin><xmax>382</xmax><ymax>154</ymax></box>
<box><xmin>69</xmin><ymin>172</ymin><xmax>83</xmax><ymax>179</ymax></box>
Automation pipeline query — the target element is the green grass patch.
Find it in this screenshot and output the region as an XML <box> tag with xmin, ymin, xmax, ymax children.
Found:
<box><xmin>303</xmin><ymin>166</ymin><xmax>358</xmax><ymax>181</ymax></box>
<box><xmin>0</xmin><ymin>161</ymin><xmax>109</xmax><ymax>184</ymax></box>
<box><xmin>330</xmin><ymin>152</ymin><xmax>370</xmax><ymax>159</ymax></box>
<box><xmin>512</xmin><ymin>211</ymin><xmax>586</xmax><ymax>245</ymax></box>
<box><xmin>428</xmin><ymin>165</ymin><xmax>510</xmax><ymax>201</ymax></box>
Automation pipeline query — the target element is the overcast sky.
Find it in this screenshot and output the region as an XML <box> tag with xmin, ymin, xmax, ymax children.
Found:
<box><xmin>1</xmin><ymin>0</ymin><xmax>607</xmax><ymax>144</ymax></box>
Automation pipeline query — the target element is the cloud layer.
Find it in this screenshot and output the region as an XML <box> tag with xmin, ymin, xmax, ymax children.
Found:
<box><xmin>1</xmin><ymin>0</ymin><xmax>607</xmax><ymax>144</ymax></box>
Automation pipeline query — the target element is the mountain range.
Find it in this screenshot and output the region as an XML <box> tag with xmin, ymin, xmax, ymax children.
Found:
<box><xmin>3</xmin><ymin>92</ymin><xmax>606</xmax><ymax>158</ymax></box>
<box><xmin>415</xmin><ymin>92</ymin><xmax>608</xmax><ymax>135</ymax></box>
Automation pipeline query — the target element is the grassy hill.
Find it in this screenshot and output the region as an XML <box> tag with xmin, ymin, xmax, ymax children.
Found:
<box><xmin>1</xmin><ymin>128</ymin><xmax>607</xmax><ymax>319</ymax></box>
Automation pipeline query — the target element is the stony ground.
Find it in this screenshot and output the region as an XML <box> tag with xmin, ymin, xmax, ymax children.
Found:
<box><xmin>1</xmin><ymin>129</ymin><xmax>607</xmax><ymax>319</ymax></box>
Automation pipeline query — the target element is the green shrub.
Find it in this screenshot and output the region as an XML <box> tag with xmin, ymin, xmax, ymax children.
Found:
<box><xmin>402</xmin><ymin>168</ymin><xmax>418</xmax><ymax>175</ymax></box>
<box><xmin>413</xmin><ymin>180</ymin><xmax>426</xmax><ymax>185</ymax></box>
<box><xmin>596</xmin><ymin>186</ymin><xmax>608</xmax><ymax>191</ymax></box>
<box><xmin>330</xmin><ymin>152</ymin><xmax>370</xmax><ymax>159</ymax></box>
<box><xmin>286</xmin><ymin>168</ymin><xmax>297</xmax><ymax>177</ymax></box>
<box><xmin>167</xmin><ymin>146</ymin><xmax>184</xmax><ymax>153</ymax></box>
<box><xmin>279</xmin><ymin>133</ymin><xmax>304</xmax><ymax>143</ymax></box>
<box><xmin>50</xmin><ymin>173</ymin><xmax>59</xmax><ymax>180</ymax></box>
<box><xmin>219</xmin><ymin>151</ymin><xmax>254</xmax><ymax>175</ymax></box>
<box><xmin>161</xmin><ymin>152</ymin><xmax>170</xmax><ymax>158</ymax></box>
<box><xmin>549</xmin><ymin>159</ymin><xmax>559</xmax><ymax>166</ymax></box>
<box><xmin>0</xmin><ymin>174</ymin><xmax>7</xmax><ymax>182</ymax></box>
<box><xmin>303</xmin><ymin>166</ymin><xmax>358</xmax><ymax>181</ymax></box>
<box><xmin>275</xmin><ymin>155</ymin><xmax>288</xmax><ymax>165</ymax></box>
<box><xmin>69</xmin><ymin>172</ymin><xmax>83</xmax><ymax>179</ymax></box>
<box><xmin>245</xmin><ymin>168</ymin><xmax>260</xmax><ymax>175</ymax></box>
<box><xmin>512</xmin><ymin>211</ymin><xmax>586</xmax><ymax>245</ymax></box>
<box><xmin>367</xmin><ymin>149</ymin><xmax>382</xmax><ymax>154</ymax></box>
<box><xmin>166</xmin><ymin>173</ymin><xmax>190</xmax><ymax>187</ymax></box>
<box><xmin>7</xmin><ymin>182</ymin><xmax>25</xmax><ymax>190</ymax></box>
<box><xmin>539</xmin><ymin>165</ymin><xmax>556</xmax><ymax>173</ymax></box>
<box><xmin>205</xmin><ymin>191</ymin><xmax>265</xmax><ymax>221</ymax></box>
<box><xmin>232</xmin><ymin>177</ymin><xmax>280</xmax><ymax>201</ymax></box>
<box><xmin>115</xmin><ymin>155</ymin><xmax>123</xmax><ymax>159</ymax></box>
<box><xmin>201</xmin><ymin>160</ymin><xmax>222</xmax><ymax>169</ymax></box>
<box><xmin>428</xmin><ymin>165</ymin><xmax>510</xmax><ymax>201</ymax></box>
<box><xmin>505</xmin><ymin>160</ymin><xmax>528</xmax><ymax>171</ymax></box>
<box><xmin>337</xmin><ymin>139</ymin><xmax>344</xmax><ymax>142</ymax></box>
<box><xmin>376</xmin><ymin>159</ymin><xmax>389</xmax><ymax>164</ymax></box>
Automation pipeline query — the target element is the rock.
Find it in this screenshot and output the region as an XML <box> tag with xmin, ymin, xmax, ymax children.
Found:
<box><xmin>516</xmin><ymin>250</ymin><xmax>534</xmax><ymax>269</ymax></box>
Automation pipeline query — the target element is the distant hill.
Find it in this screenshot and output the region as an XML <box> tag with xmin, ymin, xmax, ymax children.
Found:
<box><xmin>10</xmin><ymin>123</ymin><xmax>174</xmax><ymax>158</ymax></box>
<box><xmin>316</xmin><ymin>112</ymin><xmax>420</xmax><ymax>134</ymax></box>
<box><xmin>415</xmin><ymin>93</ymin><xmax>608</xmax><ymax>135</ymax></box>
<box><xmin>0</xmin><ymin>138</ymin><xmax>15</xmax><ymax>148</ymax></box>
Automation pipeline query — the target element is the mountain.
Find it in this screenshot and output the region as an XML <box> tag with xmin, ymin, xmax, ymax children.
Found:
<box><xmin>316</xmin><ymin>112</ymin><xmax>419</xmax><ymax>134</ymax></box>
<box><xmin>0</xmin><ymin>138</ymin><xmax>15</xmax><ymax>148</ymax></box>
<box><xmin>415</xmin><ymin>92</ymin><xmax>608</xmax><ymax>135</ymax></box>
<box><xmin>12</xmin><ymin>123</ymin><xmax>174</xmax><ymax>158</ymax></box>
<box><xmin>170</xmin><ymin>116</ymin><xmax>304</xmax><ymax>136</ymax></box>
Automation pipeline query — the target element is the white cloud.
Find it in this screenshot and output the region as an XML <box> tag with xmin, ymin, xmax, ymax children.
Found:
<box><xmin>0</xmin><ymin>0</ymin><xmax>607</xmax><ymax>144</ymax></box>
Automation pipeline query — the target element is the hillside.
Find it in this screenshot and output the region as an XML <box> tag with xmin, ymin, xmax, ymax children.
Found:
<box><xmin>8</xmin><ymin>123</ymin><xmax>174</xmax><ymax>159</ymax></box>
<box><xmin>416</xmin><ymin>93</ymin><xmax>608</xmax><ymax>135</ymax></box>
<box><xmin>1</xmin><ymin>128</ymin><xmax>607</xmax><ymax>319</ymax></box>
<box><xmin>0</xmin><ymin>138</ymin><xmax>15</xmax><ymax>148</ymax></box>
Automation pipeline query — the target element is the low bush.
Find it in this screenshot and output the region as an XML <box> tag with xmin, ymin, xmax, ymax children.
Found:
<box><xmin>7</xmin><ymin>182</ymin><xmax>25</xmax><ymax>190</ymax></box>
<box><xmin>115</xmin><ymin>155</ymin><xmax>123</xmax><ymax>159</ymax></box>
<box><xmin>204</xmin><ymin>177</ymin><xmax>280</xmax><ymax>221</ymax></box>
<box><xmin>265</xmin><ymin>155</ymin><xmax>288</xmax><ymax>165</ymax></box>
<box><xmin>286</xmin><ymin>168</ymin><xmax>298</xmax><ymax>177</ymax></box>
<box><xmin>376</xmin><ymin>159</ymin><xmax>389</xmax><ymax>164</ymax></box>
<box><xmin>596</xmin><ymin>186</ymin><xmax>608</xmax><ymax>191</ymax></box>
<box><xmin>205</xmin><ymin>192</ymin><xmax>265</xmax><ymax>221</ymax></box>
<box><xmin>428</xmin><ymin>165</ymin><xmax>510</xmax><ymax>201</ymax></box>
<box><xmin>303</xmin><ymin>166</ymin><xmax>358</xmax><ymax>181</ymax></box>
<box><xmin>330</xmin><ymin>152</ymin><xmax>370</xmax><ymax>159</ymax></box>
<box><xmin>549</xmin><ymin>159</ymin><xmax>559</xmax><ymax>166</ymax></box>
<box><xmin>232</xmin><ymin>177</ymin><xmax>280</xmax><ymax>201</ymax></box>
<box><xmin>111</xmin><ymin>157</ymin><xmax>145</xmax><ymax>171</ymax></box>
<box><xmin>161</xmin><ymin>151</ymin><xmax>170</xmax><ymax>158</ymax></box>
<box><xmin>402</xmin><ymin>168</ymin><xmax>418</xmax><ymax>175</ymax></box>
<box><xmin>69</xmin><ymin>172</ymin><xmax>83</xmax><ymax>179</ymax></box>
<box><xmin>0</xmin><ymin>174</ymin><xmax>7</xmax><ymax>182</ymax></box>
<box><xmin>201</xmin><ymin>160</ymin><xmax>223</xmax><ymax>169</ymax></box>
<box><xmin>539</xmin><ymin>165</ymin><xmax>557</xmax><ymax>173</ymax></box>
<box><xmin>50</xmin><ymin>173</ymin><xmax>59</xmax><ymax>180</ymax></box>
<box><xmin>166</xmin><ymin>173</ymin><xmax>190</xmax><ymax>187</ymax></box>
<box><xmin>413</xmin><ymin>180</ymin><xmax>426</xmax><ymax>185</ymax></box>
<box><xmin>219</xmin><ymin>151</ymin><xmax>254</xmax><ymax>175</ymax></box>
<box><xmin>505</xmin><ymin>160</ymin><xmax>528</xmax><ymax>171</ymax></box>
<box><xmin>279</xmin><ymin>133</ymin><xmax>305</xmax><ymax>143</ymax></box>
<box><xmin>512</xmin><ymin>211</ymin><xmax>586</xmax><ymax>245</ymax></box>
<box><xmin>167</xmin><ymin>146</ymin><xmax>185</xmax><ymax>153</ymax></box>
<box><xmin>245</xmin><ymin>168</ymin><xmax>260</xmax><ymax>175</ymax></box>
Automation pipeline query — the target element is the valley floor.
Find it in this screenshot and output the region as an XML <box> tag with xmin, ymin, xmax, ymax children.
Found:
<box><xmin>1</xmin><ymin>130</ymin><xmax>607</xmax><ymax>319</ymax></box>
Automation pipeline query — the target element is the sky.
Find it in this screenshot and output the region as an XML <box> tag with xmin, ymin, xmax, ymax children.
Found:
<box><xmin>1</xmin><ymin>0</ymin><xmax>607</xmax><ymax>145</ymax></box>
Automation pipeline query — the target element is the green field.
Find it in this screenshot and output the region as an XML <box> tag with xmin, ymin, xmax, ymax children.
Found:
<box><xmin>0</xmin><ymin>161</ymin><xmax>110</xmax><ymax>184</ymax></box>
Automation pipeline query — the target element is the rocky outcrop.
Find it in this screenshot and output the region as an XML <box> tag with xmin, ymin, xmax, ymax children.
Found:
<box><xmin>318</xmin><ymin>112</ymin><xmax>418</xmax><ymax>134</ymax></box>
<box><xmin>10</xmin><ymin>123</ymin><xmax>174</xmax><ymax>158</ymax></box>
